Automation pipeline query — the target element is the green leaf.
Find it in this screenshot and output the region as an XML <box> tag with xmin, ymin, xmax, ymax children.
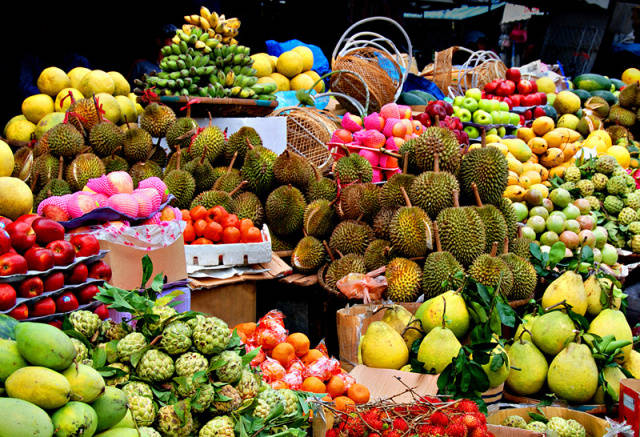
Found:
<box><xmin>489</xmin><ymin>353</ymin><xmax>504</xmax><ymax>372</ymax></box>
<box><xmin>549</xmin><ymin>242</ymin><xmax>566</xmax><ymax>266</ymax></box>
<box><xmin>151</xmin><ymin>273</ymin><xmax>165</xmax><ymax>293</ymax></box>
<box><xmin>141</xmin><ymin>254</ymin><xmax>153</xmax><ymax>288</ymax></box>
<box><xmin>530</xmin><ymin>243</ymin><xmax>543</xmax><ymax>261</ymax></box>
<box><xmin>242</xmin><ymin>347</ymin><xmax>261</xmax><ymax>366</ymax></box>
<box><xmin>476</xmin><ymin>282</ymin><xmax>491</xmax><ymax>306</ymax></box>
<box><xmin>92</xmin><ymin>346</ymin><xmax>107</xmax><ymax>369</ymax></box>
<box><xmin>468</xmin><ymin>363</ymin><xmax>490</xmax><ymax>393</ymax></box>
<box><xmin>460</xmin><ymin>369</ymin><xmax>471</xmax><ymax>392</ymax></box>
<box><xmin>489</xmin><ymin>308</ymin><xmax>502</xmax><ymax>335</ymax></box>
<box><xmin>496</xmin><ymin>299</ymin><xmax>516</xmax><ymax>328</ymax></box>
<box><xmin>580</xmin><ymin>245</ymin><xmax>594</xmax><ymax>264</ymax></box>
<box><xmin>528</xmin><ymin>412</ymin><xmax>548</xmax><ymax>423</ymax></box>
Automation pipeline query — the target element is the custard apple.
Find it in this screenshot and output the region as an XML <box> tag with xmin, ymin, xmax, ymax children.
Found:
<box><xmin>619</xmin><ymin>207</ymin><xmax>638</xmax><ymax>225</ymax></box>
<box><xmin>585</xmin><ymin>195</ymin><xmax>601</xmax><ymax>211</ymax></box>
<box><xmin>192</xmin><ymin>317</ymin><xmax>231</xmax><ymax>355</ymax></box>
<box><xmin>613</xmin><ymin>167</ymin><xmax>628</xmax><ymax>178</ymax></box>
<box><xmin>100</xmin><ymin>320</ymin><xmax>130</xmax><ymax>340</ymax></box>
<box><xmin>253</xmin><ymin>398</ymin><xmax>271</xmax><ymax>419</ymax></box>
<box><xmin>607</xmin><ymin>176</ymin><xmax>627</xmax><ymax>195</ymax></box>
<box><xmin>71</xmin><ymin>338</ymin><xmax>88</xmax><ymax>363</ymax></box>
<box><xmin>215</xmin><ymin>350</ymin><xmax>243</xmax><ymax>383</ymax></box>
<box><xmin>604</xmin><ymin>195</ymin><xmax>624</xmax><ymax>214</ymax></box>
<box><xmin>175</xmin><ymin>352</ymin><xmax>208</xmax><ymax>377</ymax></box>
<box><xmin>576</xmin><ymin>179</ymin><xmax>594</xmax><ymax>196</ymax></box>
<box><xmin>629</xmin><ymin>221</ymin><xmax>640</xmax><ymax>235</ymax></box>
<box><xmin>138</xmin><ymin>428</ymin><xmax>161</xmax><ymax>437</ymax></box>
<box><xmin>591</xmin><ymin>173</ymin><xmax>608</xmax><ymax>190</ymax></box>
<box><xmin>117</xmin><ymin>332</ymin><xmax>147</xmax><ymax>362</ymax></box>
<box><xmin>191</xmin><ymin>383</ymin><xmax>215</xmax><ymax>413</ymax></box>
<box><xmin>186</xmin><ymin>315</ymin><xmax>205</xmax><ymax>331</ymax></box>
<box><xmin>257</xmin><ymin>388</ymin><xmax>284</xmax><ymax>412</ymax></box>
<box><xmin>526</xmin><ymin>421</ymin><xmax>547</xmax><ymax>432</ymax></box>
<box><xmin>200</xmin><ymin>415</ymin><xmax>234</xmax><ymax>437</ymax></box>
<box><xmin>280</xmin><ymin>389</ymin><xmax>300</xmax><ymax>415</ymax></box>
<box><xmin>560</xmin><ymin>181</ymin><xmax>576</xmax><ymax>191</ymax></box>
<box><xmin>69</xmin><ymin>310</ymin><xmax>101</xmax><ymax>338</ymax></box>
<box><xmin>129</xmin><ymin>394</ymin><xmax>156</xmax><ymax>426</ymax></box>
<box><xmin>211</xmin><ymin>385</ymin><xmax>242</xmax><ymax>413</ymax></box>
<box><xmin>502</xmin><ymin>415</ymin><xmax>527</xmax><ymax>429</ymax></box>
<box><xmin>137</xmin><ymin>349</ymin><xmax>175</xmax><ymax>382</ymax></box>
<box><xmin>566</xmin><ymin>419</ymin><xmax>586</xmax><ymax>437</ymax></box>
<box><xmin>160</xmin><ymin>321</ymin><xmax>192</xmax><ymax>355</ymax></box>
<box><xmin>147</xmin><ymin>305</ymin><xmax>177</xmax><ymax>332</ymax></box>
<box><xmin>157</xmin><ymin>402</ymin><xmax>193</xmax><ymax>437</ymax></box>
<box><xmin>105</xmin><ymin>362</ymin><xmax>130</xmax><ymax>386</ymax></box>
<box><xmin>235</xmin><ymin>369</ymin><xmax>260</xmax><ymax>400</ymax></box>
<box><xmin>631</xmin><ymin>235</ymin><xmax>640</xmax><ymax>253</ymax></box>
<box><xmin>547</xmin><ymin>417</ymin><xmax>570</xmax><ymax>437</ymax></box>
<box><xmin>627</xmin><ymin>191</ymin><xmax>640</xmax><ymax>209</ymax></box>
<box><xmin>564</xmin><ymin>166</ymin><xmax>581</xmax><ymax>183</ymax></box>
<box><xmin>596</xmin><ymin>155</ymin><xmax>617</xmax><ymax>174</ymax></box>
<box><xmin>123</xmin><ymin>381</ymin><xmax>153</xmax><ymax>399</ymax></box>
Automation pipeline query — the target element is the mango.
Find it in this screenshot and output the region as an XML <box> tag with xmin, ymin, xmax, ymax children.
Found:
<box><xmin>503</xmin><ymin>138</ymin><xmax>532</xmax><ymax>162</ymax></box>
<box><xmin>0</xmin><ymin>339</ymin><xmax>27</xmax><ymax>382</ymax></box>
<box><xmin>63</xmin><ymin>363</ymin><xmax>105</xmax><ymax>403</ymax></box>
<box><xmin>15</xmin><ymin>322</ymin><xmax>76</xmax><ymax>370</ymax></box>
<box><xmin>91</xmin><ymin>387</ymin><xmax>128</xmax><ymax>431</ymax></box>
<box><xmin>6</xmin><ymin>366</ymin><xmax>71</xmax><ymax>409</ymax></box>
<box><xmin>51</xmin><ymin>401</ymin><xmax>98</xmax><ymax>437</ymax></box>
<box><xmin>0</xmin><ymin>397</ymin><xmax>54</xmax><ymax>437</ymax></box>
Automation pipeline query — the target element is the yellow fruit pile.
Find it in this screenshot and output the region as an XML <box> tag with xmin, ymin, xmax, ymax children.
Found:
<box><xmin>5</xmin><ymin>67</ymin><xmax>140</xmax><ymax>143</ymax></box>
<box><xmin>250</xmin><ymin>46</ymin><xmax>324</xmax><ymax>93</ymax></box>
<box><xmin>183</xmin><ymin>6</ymin><xmax>240</xmax><ymax>46</ymax></box>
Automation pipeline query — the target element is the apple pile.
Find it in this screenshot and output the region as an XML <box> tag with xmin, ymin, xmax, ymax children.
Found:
<box><xmin>483</xmin><ymin>68</ymin><xmax>548</xmax><ymax>108</ymax></box>
<box><xmin>452</xmin><ymin>87</ymin><xmax>523</xmax><ymax>140</ymax></box>
<box><xmin>414</xmin><ymin>100</ymin><xmax>469</xmax><ymax>145</ymax></box>
<box><xmin>181</xmin><ymin>205</ymin><xmax>264</xmax><ymax>245</ymax></box>
<box><xmin>329</xmin><ymin>103</ymin><xmax>425</xmax><ymax>181</ymax></box>
<box><xmin>0</xmin><ymin>213</ymin><xmax>111</xmax><ymax>321</ymax></box>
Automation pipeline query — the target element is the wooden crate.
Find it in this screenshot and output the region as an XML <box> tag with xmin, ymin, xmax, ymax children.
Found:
<box><xmin>488</xmin><ymin>407</ymin><xmax>608</xmax><ymax>437</ymax></box>
<box><xmin>190</xmin><ymin>281</ymin><xmax>256</xmax><ymax>327</ymax></box>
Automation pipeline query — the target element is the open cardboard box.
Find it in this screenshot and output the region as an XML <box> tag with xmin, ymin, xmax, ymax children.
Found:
<box><xmin>488</xmin><ymin>406</ymin><xmax>608</xmax><ymax>437</ymax></box>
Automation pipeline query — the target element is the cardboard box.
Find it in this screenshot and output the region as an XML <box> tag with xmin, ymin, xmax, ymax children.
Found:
<box><xmin>99</xmin><ymin>235</ymin><xmax>187</xmax><ymax>290</ymax></box>
<box><xmin>191</xmin><ymin>282</ymin><xmax>256</xmax><ymax>327</ymax></box>
<box><xmin>489</xmin><ymin>406</ymin><xmax>608</xmax><ymax>436</ymax></box>
<box><xmin>185</xmin><ymin>225</ymin><xmax>272</xmax><ymax>268</ymax></box>
<box><xmin>621</xmin><ymin>379</ymin><xmax>640</xmax><ymax>436</ymax></box>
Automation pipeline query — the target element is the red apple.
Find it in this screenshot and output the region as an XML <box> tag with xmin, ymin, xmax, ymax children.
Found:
<box><xmin>503</xmin><ymin>97</ymin><xmax>513</xmax><ymax>110</ymax></box>
<box><xmin>44</xmin><ymin>272</ymin><xmax>65</xmax><ymax>292</ymax></box>
<box><xmin>15</xmin><ymin>214</ymin><xmax>39</xmax><ymax>226</ymax></box>
<box><xmin>32</xmin><ymin>297</ymin><xmax>56</xmax><ymax>317</ymax></box>
<box><xmin>525</xmin><ymin>93</ymin><xmax>541</xmax><ymax>106</ymax></box>
<box><xmin>88</xmin><ymin>261</ymin><xmax>112</xmax><ymax>282</ymax></box>
<box><xmin>530</xmin><ymin>81</ymin><xmax>538</xmax><ymax>92</ymax></box>
<box><xmin>5</xmin><ymin>221</ymin><xmax>36</xmax><ymax>252</ymax></box>
<box><xmin>77</xmin><ymin>284</ymin><xmax>100</xmax><ymax>304</ymax></box>
<box><xmin>523</xmin><ymin>109</ymin><xmax>533</xmax><ymax>120</ymax></box>
<box><xmin>18</xmin><ymin>277</ymin><xmax>44</xmax><ymax>298</ymax></box>
<box><xmin>46</xmin><ymin>240</ymin><xmax>75</xmax><ymax>266</ymax></box>
<box><xmin>48</xmin><ymin>320</ymin><xmax>63</xmax><ymax>329</ymax></box>
<box><xmin>24</xmin><ymin>247</ymin><xmax>55</xmax><ymax>271</ymax></box>
<box><xmin>69</xmin><ymin>234</ymin><xmax>100</xmax><ymax>257</ymax></box>
<box><xmin>94</xmin><ymin>304</ymin><xmax>109</xmax><ymax>320</ymax></box>
<box><xmin>0</xmin><ymin>283</ymin><xmax>16</xmax><ymax>310</ymax></box>
<box><xmin>537</xmin><ymin>92</ymin><xmax>547</xmax><ymax>105</ymax></box>
<box><xmin>0</xmin><ymin>253</ymin><xmax>28</xmax><ymax>276</ymax></box>
<box><xmin>0</xmin><ymin>230</ymin><xmax>10</xmax><ymax>255</ymax></box>
<box><xmin>533</xmin><ymin>106</ymin><xmax>547</xmax><ymax>118</ymax></box>
<box><xmin>8</xmin><ymin>303</ymin><xmax>28</xmax><ymax>320</ymax></box>
<box><xmin>67</xmin><ymin>263</ymin><xmax>88</xmax><ymax>284</ymax></box>
<box><xmin>505</xmin><ymin>68</ymin><xmax>521</xmax><ymax>83</ymax></box>
<box><xmin>510</xmin><ymin>94</ymin><xmax>522</xmax><ymax>107</ymax></box>
<box><xmin>496</xmin><ymin>81</ymin><xmax>512</xmax><ymax>97</ymax></box>
<box><xmin>32</xmin><ymin>218</ymin><xmax>65</xmax><ymax>245</ymax></box>
<box><xmin>484</xmin><ymin>80</ymin><xmax>499</xmax><ymax>94</ymax></box>
<box><xmin>0</xmin><ymin>217</ymin><xmax>13</xmax><ymax>227</ymax></box>
<box><xmin>519</xmin><ymin>115</ymin><xmax>525</xmax><ymax>125</ymax></box>
<box><xmin>517</xmin><ymin>79</ymin><xmax>533</xmax><ymax>95</ymax></box>
<box><xmin>55</xmin><ymin>292</ymin><xmax>79</xmax><ymax>312</ymax></box>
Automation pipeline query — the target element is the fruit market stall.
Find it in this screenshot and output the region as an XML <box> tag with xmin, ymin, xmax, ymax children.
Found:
<box><xmin>4</xmin><ymin>4</ymin><xmax>640</xmax><ymax>436</ymax></box>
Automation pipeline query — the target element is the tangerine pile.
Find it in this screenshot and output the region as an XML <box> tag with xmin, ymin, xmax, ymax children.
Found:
<box><xmin>180</xmin><ymin>205</ymin><xmax>263</xmax><ymax>245</ymax></box>
<box><xmin>234</xmin><ymin>310</ymin><xmax>370</xmax><ymax>405</ymax></box>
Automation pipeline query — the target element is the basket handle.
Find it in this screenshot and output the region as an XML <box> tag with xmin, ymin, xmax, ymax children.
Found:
<box><xmin>312</xmin><ymin>92</ymin><xmax>367</xmax><ymax>118</ymax></box>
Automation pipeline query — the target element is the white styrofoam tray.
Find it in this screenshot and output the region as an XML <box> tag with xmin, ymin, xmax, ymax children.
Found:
<box><xmin>184</xmin><ymin>224</ymin><xmax>272</xmax><ymax>267</ymax></box>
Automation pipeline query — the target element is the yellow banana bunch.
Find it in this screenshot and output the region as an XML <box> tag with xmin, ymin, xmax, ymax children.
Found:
<box><xmin>182</xmin><ymin>7</ymin><xmax>240</xmax><ymax>45</ymax></box>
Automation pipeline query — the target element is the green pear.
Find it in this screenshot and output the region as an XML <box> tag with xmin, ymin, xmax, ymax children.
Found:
<box><xmin>584</xmin><ymin>275</ymin><xmax>603</xmax><ymax>316</ymax></box>
<box><xmin>506</xmin><ymin>339</ymin><xmax>548</xmax><ymax>395</ymax></box>
<box><xmin>514</xmin><ymin>313</ymin><xmax>537</xmax><ymax>343</ymax></box>
<box><xmin>593</xmin><ymin>366</ymin><xmax>625</xmax><ymax>403</ymax></box>
<box><xmin>417</xmin><ymin>326</ymin><xmax>461</xmax><ymax>374</ymax></box>
<box><xmin>382</xmin><ymin>305</ymin><xmax>424</xmax><ymax>350</ymax></box>
<box><xmin>360</xmin><ymin>321</ymin><xmax>409</xmax><ymax>369</ymax></box>
<box><xmin>547</xmin><ymin>342</ymin><xmax>598</xmax><ymax>403</ymax></box>
<box><xmin>541</xmin><ymin>271</ymin><xmax>587</xmax><ymax>315</ymax></box>
<box><xmin>586</xmin><ymin>309</ymin><xmax>633</xmax><ymax>362</ymax></box>
<box><xmin>481</xmin><ymin>342</ymin><xmax>510</xmax><ymax>388</ymax></box>
<box><xmin>531</xmin><ymin>311</ymin><xmax>575</xmax><ymax>355</ymax></box>
<box><xmin>624</xmin><ymin>350</ymin><xmax>640</xmax><ymax>378</ymax></box>
<box><xmin>419</xmin><ymin>290</ymin><xmax>469</xmax><ymax>339</ymax></box>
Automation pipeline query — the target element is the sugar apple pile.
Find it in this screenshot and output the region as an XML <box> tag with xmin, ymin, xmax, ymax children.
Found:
<box><xmin>63</xmin><ymin>291</ymin><xmax>311</xmax><ymax>436</ymax></box>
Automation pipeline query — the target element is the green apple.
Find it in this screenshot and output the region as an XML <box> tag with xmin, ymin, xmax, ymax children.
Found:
<box><xmin>464</xmin><ymin>125</ymin><xmax>479</xmax><ymax>139</ymax></box>
<box><xmin>465</xmin><ymin>88</ymin><xmax>482</xmax><ymax>101</ymax></box>
<box><xmin>456</xmin><ymin>107</ymin><xmax>472</xmax><ymax>122</ymax></box>
<box><xmin>508</xmin><ymin>112</ymin><xmax>521</xmax><ymax>126</ymax></box>
<box><xmin>546</xmin><ymin>215</ymin><xmax>565</xmax><ymax>233</ymax></box>
<box><xmin>453</xmin><ymin>96</ymin><xmax>464</xmax><ymax>106</ymax></box>
<box><xmin>487</xmin><ymin>128</ymin><xmax>498</xmax><ymax>135</ymax></box>
<box><xmin>528</xmin><ymin>215</ymin><xmax>546</xmax><ymax>233</ymax></box>
<box><xmin>473</xmin><ymin>109</ymin><xmax>492</xmax><ymax>125</ymax></box>
<box><xmin>540</xmin><ymin>231</ymin><xmax>559</xmax><ymax>246</ymax></box>
<box><xmin>529</xmin><ymin>206</ymin><xmax>549</xmax><ymax>219</ymax></box>
<box><xmin>562</xmin><ymin>204</ymin><xmax>580</xmax><ymax>220</ymax></box>
<box><xmin>498</xmin><ymin>101</ymin><xmax>510</xmax><ymax>112</ymax></box>
<box><xmin>546</xmin><ymin>93</ymin><xmax>556</xmax><ymax>105</ymax></box>
<box><xmin>549</xmin><ymin>188</ymin><xmax>571</xmax><ymax>208</ymax></box>
<box><xmin>461</xmin><ymin>97</ymin><xmax>478</xmax><ymax>112</ymax></box>
<box><xmin>498</xmin><ymin>126</ymin><xmax>506</xmax><ymax>137</ymax></box>
<box><xmin>512</xmin><ymin>202</ymin><xmax>529</xmax><ymax>222</ymax></box>
<box><xmin>601</xmin><ymin>244</ymin><xmax>618</xmax><ymax>266</ymax></box>
<box><xmin>521</xmin><ymin>226</ymin><xmax>536</xmax><ymax>240</ymax></box>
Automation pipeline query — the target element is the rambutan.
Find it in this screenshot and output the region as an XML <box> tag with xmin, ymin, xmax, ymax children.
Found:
<box><xmin>392</xmin><ymin>418</ymin><xmax>409</xmax><ymax>431</ymax></box>
<box><xmin>455</xmin><ymin>400</ymin><xmax>479</xmax><ymax>413</ymax></box>
<box><xmin>362</xmin><ymin>409</ymin><xmax>384</xmax><ymax>431</ymax></box>
<box><xmin>345</xmin><ymin>416</ymin><xmax>366</xmax><ymax>437</ymax></box>
<box><xmin>429</xmin><ymin>411</ymin><xmax>449</xmax><ymax>427</ymax></box>
<box><xmin>461</xmin><ymin>414</ymin><xmax>482</xmax><ymax>430</ymax></box>
<box><xmin>444</xmin><ymin>423</ymin><xmax>468</xmax><ymax>437</ymax></box>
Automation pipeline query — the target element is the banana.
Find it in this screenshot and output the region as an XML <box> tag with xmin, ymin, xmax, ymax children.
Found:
<box><xmin>171</xmin><ymin>35</ymin><xmax>180</xmax><ymax>44</ymax></box>
<box><xmin>225</xmin><ymin>71</ymin><xmax>235</xmax><ymax>87</ymax></box>
<box><xmin>206</xmin><ymin>39</ymin><xmax>219</xmax><ymax>48</ymax></box>
<box><xmin>226</xmin><ymin>18</ymin><xmax>241</xmax><ymax>29</ymax></box>
<box><xmin>214</xmin><ymin>33</ymin><xmax>223</xmax><ymax>41</ymax></box>
<box><xmin>208</xmin><ymin>11</ymin><xmax>220</xmax><ymax>29</ymax></box>
<box><xmin>222</xmin><ymin>36</ymin><xmax>234</xmax><ymax>44</ymax></box>
<box><xmin>200</xmin><ymin>6</ymin><xmax>211</xmax><ymax>20</ymax></box>
<box><xmin>182</xmin><ymin>24</ymin><xmax>194</xmax><ymax>34</ymax></box>
<box><xmin>199</xmin><ymin>16</ymin><xmax>210</xmax><ymax>31</ymax></box>
<box><xmin>230</xmin><ymin>38</ymin><xmax>238</xmax><ymax>45</ymax></box>
<box><xmin>199</xmin><ymin>32</ymin><xmax>209</xmax><ymax>42</ymax></box>
<box><xmin>184</xmin><ymin>15</ymin><xmax>193</xmax><ymax>24</ymax></box>
<box><xmin>240</xmin><ymin>88</ymin><xmax>255</xmax><ymax>99</ymax></box>
<box><xmin>215</xmin><ymin>22</ymin><xmax>225</xmax><ymax>33</ymax></box>
<box><xmin>229</xmin><ymin>86</ymin><xmax>242</xmax><ymax>96</ymax></box>
<box><xmin>195</xmin><ymin>40</ymin><xmax>206</xmax><ymax>50</ymax></box>
<box><xmin>190</xmin><ymin>14</ymin><xmax>201</xmax><ymax>24</ymax></box>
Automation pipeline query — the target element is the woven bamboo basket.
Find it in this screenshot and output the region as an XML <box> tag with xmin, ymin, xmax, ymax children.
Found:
<box><xmin>268</xmin><ymin>106</ymin><xmax>340</xmax><ymax>173</ymax></box>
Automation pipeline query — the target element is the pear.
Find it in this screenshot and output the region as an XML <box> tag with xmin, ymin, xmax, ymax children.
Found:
<box><xmin>584</xmin><ymin>275</ymin><xmax>603</xmax><ymax>316</ymax></box>
<box><xmin>360</xmin><ymin>321</ymin><xmax>409</xmax><ymax>369</ymax></box>
<box><xmin>418</xmin><ymin>290</ymin><xmax>469</xmax><ymax>339</ymax></box>
<box><xmin>593</xmin><ymin>366</ymin><xmax>625</xmax><ymax>403</ymax></box>
<box><xmin>513</xmin><ymin>313</ymin><xmax>537</xmax><ymax>343</ymax></box>
<box><xmin>624</xmin><ymin>350</ymin><xmax>640</xmax><ymax>378</ymax></box>
<box><xmin>382</xmin><ymin>305</ymin><xmax>424</xmax><ymax>350</ymax></box>
<box><xmin>541</xmin><ymin>271</ymin><xmax>587</xmax><ymax>315</ymax></box>
<box><xmin>531</xmin><ymin>311</ymin><xmax>575</xmax><ymax>355</ymax></box>
<box><xmin>586</xmin><ymin>309</ymin><xmax>633</xmax><ymax>362</ymax></box>
<box><xmin>547</xmin><ymin>341</ymin><xmax>598</xmax><ymax>403</ymax></box>
<box><xmin>417</xmin><ymin>296</ymin><xmax>462</xmax><ymax>373</ymax></box>
<box><xmin>506</xmin><ymin>339</ymin><xmax>548</xmax><ymax>395</ymax></box>
<box><xmin>481</xmin><ymin>342</ymin><xmax>510</xmax><ymax>388</ymax></box>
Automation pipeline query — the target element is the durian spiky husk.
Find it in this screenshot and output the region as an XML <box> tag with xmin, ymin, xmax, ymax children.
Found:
<box><xmin>189</xmin><ymin>126</ymin><xmax>225</xmax><ymax>163</ymax></box>
<box><xmin>129</xmin><ymin>161</ymin><xmax>163</xmax><ymax>187</ymax></box>
<box><xmin>337</xmin><ymin>183</ymin><xmax>380</xmax><ymax>220</ymax></box>
<box><xmin>232</xmin><ymin>192</ymin><xmax>264</xmax><ymax>227</ymax></box>
<box><xmin>122</xmin><ymin>127</ymin><xmax>152</xmax><ymax>163</ymax></box>
<box><xmin>190</xmin><ymin>189</ymin><xmax>233</xmax><ymax>211</ymax></box>
<box><xmin>324</xmin><ymin>253</ymin><xmax>366</xmax><ymax>291</ymax></box>
<box><xmin>334</xmin><ymin>154</ymin><xmax>372</xmax><ymax>183</ymax></box>
<box><xmin>292</xmin><ymin>236</ymin><xmax>326</xmax><ymax>273</ymax></box>
<box><xmin>436</xmin><ymin>206</ymin><xmax>486</xmax><ymax>267</ymax></box>
<box><xmin>385</xmin><ymin>257</ymin><xmax>422</xmax><ymax>302</ymax></box>
<box><xmin>459</xmin><ymin>147</ymin><xmax>508</xmax><ymax>205</ymax></box>
<box><xmin>166</xmin><ymin>117</ymin><xmax>198</xmax><ymax>151</ymax></box>
<box><xmin>241</xmin><ymin>145</ymin><xmax>277</xmax><ymax>197</ymax></box>
<box><xmin>389</xmin><ymin>206</ymin><xmax>433</xmax><ymax>258</ymax></box>
<box><xmin>306</xmin><ymin>176</ymin><xmax>337</xmax><ymax>203</ymax></box>
<box><xmin>303</xmin><ymin>199</ymin><xmax>334</xmax><ymax>238</ymax></box>
<box><xmin>401</xmin><ymin>127</ymin><xmax>461</xmax><ymax>174</ymax></box>
<box><xmin>364</xmin><ymin>239</ymin><xmax>391</xmax><ymax>271</ymax></box>
<box><xmin>329</xmin><ymin>220</ymin><xmax>374</xmax><ymax>256</ymax></box>
<box><xmin>409</xmin><ymin>170</ymin><xmax>459</xmax><ymax>219</ymax></box>
<box><xmin>265</xmin><ymin>185</ymin><xmax>306</xmax><ymax>236</ymax></box>
<box><xmin>380</xmin><ymin>173</ymin><xmax>415</xmax><ymax>209</ymax></box>
<box><xmin>66</xmin><ymin>153</ymin><xmax>106</xmax><ymax>192</ymax></box>
<box><xmin>422</xmin><ymin>250</ymin><xmax>464</xmax><ymax>298</ymax></box>
<box><xmin>500</xmin><ymin>253</ymin><xmax>537</xmax><ymax>300</ymax></box>
<box><xmin>373</xmin><ymin>207</ymin><xmax>397</xmax><ymax>240</ymax></box>
<box><xmin>164</xmin><ymin>169</ymin><xmax>196</xmax><ymax>210</ymax></box>
<box><xmin>140</xmin><ymin>103</ymin><xmax>176</xmax><ymax>137</ymax></box>
<box><xmin>468</xmin><ymin>253</ymin><xmax>514</xmax><ymax>295</ymax></box>
<box><xmin>90</xmin><ymin>121</ymin><xmax>124</xmax><ymax>157</ymax></box>
<box><xmin>48</xmin><ymin>123</ymin><xmax>84</xmax><ymax>158</ymax></box>
<box><xmin>273</xmin><ymin>150</ymin><xmax>315</xmax><ymax>189</ymax></box>
<box><xmin>474</xmin><ymin>205</ymin><xmax>508</xmax><ymax>253</ymax></box>
<box><xmin>224</xmin><ymin>126</ymin><xmax>262</xmax><ymax>163</ymax></box>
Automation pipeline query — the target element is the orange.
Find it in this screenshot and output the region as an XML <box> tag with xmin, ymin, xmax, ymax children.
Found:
<box><xmin>321</xmin><ymin>395</ymin><xmax>332</xmax><ymax>402</ymax></box>
<box><xmin>180</xmin><ymin>210</ymin><xmax>191</xmax><ymax>221</ymax></box>
<box><xmin>271</xmin><ymin>380</ymin><xmax>289</xmax><ymax>389</ymax></box>
<box><xmin>286</xmin><ymin>332</ymin><xmax>310</xmax><ymax>357</ymax></box>
<box><xmin>301</xmin><ymin>376</ymin><xmax>327</xmax><ymax>394</ymax></box>
<box><xmin>234</xmin><ymin>322</ymin><xmax>257</xmax><ymax>339</ymax></box>
<box><xmin>272</xmin><ymin>342</ymin><xmax>296</xmax><ymax>367</ymax></box>
<box><xmin>334</xmin><ymin>396</ymin><xmax>356</xmax><ymax>411</ymax></box>
<box><xmin>326</xmin><ymin>375</ymin><xmax>347</xmax><ymax>398</ymax></box>
<box><xmin>347</xmin><ymin>383</ymin><xmax>370</xmax><ymax>404</ymax></box>
<box><xmin>301</xmin><ymin>349</ymin><xmax>324</xmax><ymax>365</ymax></box>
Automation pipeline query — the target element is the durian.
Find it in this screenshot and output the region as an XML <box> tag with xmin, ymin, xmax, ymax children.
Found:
<box><xmin>337</xmin><ymin>183</ymin><xmax>380</xmax><ymax>220</ymax></box>
<box><xmin>385</xmin><ymin>257</ymin><xmax>422</xmax><ymax>302</ymax></box>
<box><xmin>89</xmin><ymin>121</ymin><xmax>124</xmax><ymax>157</ymax></box>
<box><xmin>303</xmin><ymin>199</ymin><xmax>335</xmax><ymax>238</ymax></box>
<box><xmin>48</xmin><ymin>123</ymin><xmax>84</xmax><ymax>158</ymax></box>
<box><xmin>389</xmin><ymin>188</ymin><xmax>433</xmax><ymax>258</ymax></box>
<box><xmin>380</xmin><ymin>173</ymin><xmax>415</xmax><ymax>209</ymax></box>
<box><xmin>122</xmin><ymin>127</ymin><xmax>152</xmax><ymax>163</ymax></box>
<box><xmin>459</xmin><ymin>146</ymin><xmax>508</xmax><ymax>205</ymax></box>
<box><xmin>329</xmin><ymin>220</ymin><xmax>374</xmax><ymax>256</ymax></box>
<box><xmin>241</xmin><ymin>144</ymin><xmax>277</xmax><ymax>197</ymax></box>
<box><xmin>129</xmin><ymin>161</ymin><xmax>163</xmax><ymax>187</ymax></box>
<box><xmin>469</xmin><ymin>242</ymin><xmax>514</xmax><ymax>295</ymax></box>
<box><xmin>188</xmin><ymin>121</ymin><xmax>225</xmax><ymax>163</ymax></box>
<box><xmin>334</xmin><ymin>154</ymin><xmax>372</xmax><ymax>183</ymax></box>
<box><xmin>164</xmin><ymin>153</ymin><xmax>196</xmax><ymax>210</ymax></box>
<box><xmin>324</xmin><ymin>253</ymin><xmax>366</xmax><ymax>291</ymax></box>
<box><xmin>273</xmin><ymin>150</ymin><xmax>315</xmax><ymax>189</ymax></box>
<box><xmin>422</xmin><ymin>221</ymin><xmax>464</xmax><ymax>298</ymax></box>
<box><xmin>306</xmin><ymin>168</ymin><xmax>337</xmax><ymax>202</ymax></box>
<box><xmin>409</xmin><ymin>153</ymin><xmax>459</xmax><ymax>218</ymax></box>
<box><xmin>265</xmin><ymin>185</ymin><xmax>306</xmax><ymax>236</ymax></box>
<box><xmin>292</xmin><ymin>236</ymin><xmax>326</xmax><ymax>273</ymax></box>
<box><xmin>401</xmin><ymin>126</ymin><xmax>461</xmax><ymax>174</ymax></box>
<box><xmin>364</xmin><ymin>239</ymin><xmax>391</xmax><ymax>271</ymax></box>
<box><xmin>66</xmin><ymin>153</ymin><xmax>106</xmax><ymax>192</ymax></box>
<box><xmin>232</xmin><ymin>192</ymin><xmax>264</xmax><ymax>227</ymax></box>
<box><xmin>224</xmin><ymin>126</ymin><xmax>262</xmax><ymax>163</ymax></box>
<box><xmin>372</xmin><ymin>207</ymin><xmax>397</xmax><ymax>240</ymax></box>
<box><xmin>500</xmin><ymin>247</ymin><xmax>537</xmax><ymax>301</ymax></box>
<box><xmin>165</xmin><ymin>117</ymin><xmax>198</xmax><ymax>151</ymax></box>
<box><xmin>139</xmin><ymin>103</ymin><xmax>176</xmax><ymax>137</ymax></box>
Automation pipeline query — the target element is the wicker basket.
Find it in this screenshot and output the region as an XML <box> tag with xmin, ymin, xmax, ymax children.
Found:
<box><xmin>422</xmin><ymin>46</ymin><xmax>506</xmax><ymax>97</ymax></box>
<box><xmin>268</xmin><ymin>107</ymin><xmax>339</xmax><ymax>173</ymax></box>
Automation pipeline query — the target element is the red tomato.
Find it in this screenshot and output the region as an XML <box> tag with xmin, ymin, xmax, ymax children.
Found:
<box><xmin>222</xmin><ymin>227</ymin><xmax>241</xmax><ymax>244</ymax></box>
<box><xmin>183</xmin><ymin>222</ymin><xmax>196</xmax><ymax>243</ymax></box>
<box><xmin>194</xmin><ymin>219</ymin><xmax>208</xmax><ymax>237</ymax></box>
<box><xmin>222</xmin><ymin>214</ymin><xmax>239</xmax><ymax>229</ymax></box>
<box><xmin>192</xmin><ymin>237</ymin><xmax>213</xmax><ymax>245</ymax></box>
<box><xmin>204</xmin><ymin>221</ymin><xmax>223</xmax><ymax>242</ymax></box>
<box><xmin>209</xmin><ymin>206</ymin><xmax>229</xmax><ymax>223</ymax></box>
<box><xmin>239</xmin><ymin>218</ymin><xmax>253</xmax><ymax>236</ymax></box>
<box><xmin>180</xmin><ymin>210</ymin><xmax>191</xmax><ymax>222</ymax></box>
<box><xmin>190</xmin><ymin>205</ymin><xmax>208</xmax><ymax>222</ymax></box>
<box><xmin>245</xmin><ymin>227</ymin><xmax>262</xmax><ymax>243</ymax></box>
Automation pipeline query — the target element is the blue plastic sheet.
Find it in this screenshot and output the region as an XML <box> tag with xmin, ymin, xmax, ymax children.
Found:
<box><xmin>402</xmin><ymin>73</ymin><xmax>446</xmax><ymax>100</ymax></box>
<box><xmin>265</xmin><ymin>39</ymin><xmax>330</xmax><ymax>77</ymax></box>
<box><xmin>274</xmin><ymin>90</ymin><xmax>329</xmax><ymax>111</ymax></box>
